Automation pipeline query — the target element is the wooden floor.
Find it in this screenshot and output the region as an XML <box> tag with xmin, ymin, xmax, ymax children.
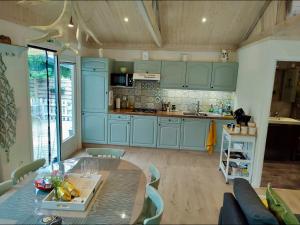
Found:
<box><xmin>261</xmin><ymin>161</ymin><xmax>300</xmax><ymax>189</ymax></box>
<box><xmin>80</xmin><ymin>145</ymin><xmax>232</xmax><ymax>224</ymax></box>
<box><xmin>77</xmin><ymin>145</ymin><xmax>300</xmax><ymax>224</ymax></box>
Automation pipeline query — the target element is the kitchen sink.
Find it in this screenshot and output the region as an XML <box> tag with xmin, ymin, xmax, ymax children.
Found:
<box><xmin>183</xmin><ymin>112</ymin><xmax>198</xmax><ymax>116</ymax></box>
<box><xmin>183</xmin><ymin>111</ymin><xmax>222</xmax><ymax>117</ymax></box>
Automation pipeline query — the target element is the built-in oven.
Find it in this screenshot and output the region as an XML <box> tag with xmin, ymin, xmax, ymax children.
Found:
<box><xmin>111</xmin><ymin>73</ymin><xmax>133</xmax><ymax>87</ymax></box>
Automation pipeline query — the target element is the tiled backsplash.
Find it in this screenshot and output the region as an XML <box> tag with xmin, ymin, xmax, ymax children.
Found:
<box><xmin>112</xmin><ymin>81</ymin><xmax>234</xmax><ymax>112</ymax></box>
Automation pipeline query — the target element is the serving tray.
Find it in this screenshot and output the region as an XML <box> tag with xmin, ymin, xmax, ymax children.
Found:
<box><xmin>41</xmin><ymin>173</ymin><xmax>102</xmax><ymax>211</ymax></box>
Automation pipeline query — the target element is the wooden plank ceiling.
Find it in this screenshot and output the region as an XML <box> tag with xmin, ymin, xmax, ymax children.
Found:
<box><xmin>0</xmin><ymin>0</ymin><xmax>268</xmax><ymax>50</ymax></box>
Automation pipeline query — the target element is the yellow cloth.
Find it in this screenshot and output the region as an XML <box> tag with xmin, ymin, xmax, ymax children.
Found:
<box><xmin>206</xmin><ymin>120</ymin><xmax>216</xmax><ymax>154</ymax></box>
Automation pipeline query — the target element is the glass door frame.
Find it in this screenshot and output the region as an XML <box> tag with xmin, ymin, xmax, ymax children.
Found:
<box><xmin>28</xmin><ymin>45</ymin><xmax>62</xmax><ymax>163</ymax></box>
<box><xmin>59</xmin><ymin>61</ymin><xmax>76</xmax><ymax>143</ymax></box>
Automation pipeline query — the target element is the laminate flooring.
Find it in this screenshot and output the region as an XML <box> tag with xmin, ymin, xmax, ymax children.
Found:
<box><xmin>76</xmin><ymin>145</ymin><xmax>300</xmax><ymax>224</ymax></box>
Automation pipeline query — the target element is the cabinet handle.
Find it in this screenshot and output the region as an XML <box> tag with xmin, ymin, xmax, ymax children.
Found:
<box><xmin>168</xmin><ymin>119</ymin><xmax>171</xmax><ymax>122</ymax></box>
<box><xmin>82</xmin><ymin>112</ymin><xmax>85</xmax><ymax>116</ymax></box>
<box><xmin>128</xmin><ymin>122</ymin><xmax>130</xmax><ymax>124</ymax></box>
<box><xmin>186</xmin><ymin>85</ymin><xmax>188</xmax><ymax>88</ymax></box>
<box><xmin>182</xmin><ymin>85</ymin><xmax>185</xmax><ymax>87</ymax></box>
<box><xmin>158</xmin><ymin>123</ymin><xmax>161</xmax><ymax>126</ymax></box>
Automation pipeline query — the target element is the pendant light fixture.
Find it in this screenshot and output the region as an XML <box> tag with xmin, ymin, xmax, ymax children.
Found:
<box><xmin>68</xmin><ymin>16</ymin><xmax>74</xmax><ymax>28</ymax></box>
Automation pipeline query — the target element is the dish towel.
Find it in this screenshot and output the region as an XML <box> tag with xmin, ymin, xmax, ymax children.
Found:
<box><xmin>206</xmin><ymin>120</ymin><xmax>216</xmax><ymax>154</ymax></box>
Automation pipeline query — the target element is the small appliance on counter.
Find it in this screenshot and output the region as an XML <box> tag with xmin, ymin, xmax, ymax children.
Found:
<box><xmin>233</xmin><ymin>108</ymin><xmax>251</xmax><ymax>126</ymax></box>
<box><xmin>115</xmin><ymin>98</ymin><xmax>121</xmax><ymax>109</ymax></box>
<box><xmin>121</xmin><ymin>96</ymin><xmax>128</xmax><ymax>109</ymax></box>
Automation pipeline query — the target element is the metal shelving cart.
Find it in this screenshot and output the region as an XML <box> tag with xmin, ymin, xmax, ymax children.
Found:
<box><xmin>219</xmin><ymin>125</ymin><xmax>256</xmax><ymax>184</ymax></box>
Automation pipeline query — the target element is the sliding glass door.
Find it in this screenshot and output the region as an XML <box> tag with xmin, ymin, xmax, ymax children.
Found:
<box><xmin>28</xmin><ymin>47</ymin><xmax>61</xmax><ymax>164</ymax></box>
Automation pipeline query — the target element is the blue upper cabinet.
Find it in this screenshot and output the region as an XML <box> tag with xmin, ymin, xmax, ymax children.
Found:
<box><xmin>211</xmin><ymin>62</ymin><xmax>238</xmax><ymax>91</ymax></box>
<box><xmin>82</xmin><ymin>70</ymin><xmax>108</xmax><ymax>113</ymax></box>
<box><xmin>82</xmin><ymin>58</ymin><xmax>110</xmax><ymax>72</ymax></box>
<box><xmin>82</xmin><ymin>112</ymin><xmax>107</xmax><ymax>144</ymax></box>
<box><xmin>81</xmin><ymin>58</ymin><xmax>109</xmax><ymax>113</ymax></box>
<box><xmin>130</xmin><ymin>116</ymin><xmax>157</xmax><ymax>148</ymax></box>
<box><xmin>186</xmin><ymin>62</ymin><xmax>213</xmax><ymax>90</ymax></box>
<box><xmin>134</xmin><ymin>61</ymin><xmax>161</xmax><ymax>73</ymax></box>
<box><xmin>160</xmin><ymin>61</ymin><xmax>187</xmax><ymax>89</ymax></box>
<box><xmin>108</xmin><ymin>114</ymin><xmax>130</xmax><ymax>146</ymax></box>
<box><xmin>180</xmin><ymin>118</ymin><xmax>209</xmax><ymax>151</ymax></box>
<box><xmin>157</xmin><ymin>117</ymin><xmax>181</xmax><ymax>149</ymax></box>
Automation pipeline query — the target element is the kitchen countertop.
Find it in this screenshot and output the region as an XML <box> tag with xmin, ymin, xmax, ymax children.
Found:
<box><xmin>109</xmin><ymin>109</ymin><xmax>234</xmax><ymax>120</ymax></box>
<box><xmin>269</xmin><ymin>117</ymin><xmax>300</xmax><ymax>125</ymax></box>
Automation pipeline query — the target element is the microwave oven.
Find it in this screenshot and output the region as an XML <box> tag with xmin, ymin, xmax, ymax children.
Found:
<box><xmin>111</xmin><ymin>73</ymin><xmax>133</xmax><ymax>87</ymax></box>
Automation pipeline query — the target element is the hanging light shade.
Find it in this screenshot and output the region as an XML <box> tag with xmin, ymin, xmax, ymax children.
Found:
<box><xmin>68</xmin><ymin>16</ymin><xmax>74</xmax><ymax>28</ymax></box>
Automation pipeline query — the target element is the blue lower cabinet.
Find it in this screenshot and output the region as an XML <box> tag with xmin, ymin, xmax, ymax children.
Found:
<box><xmin>215</xmin><ymin>120</ymin><xmax>235</xmax><ymax>151</ymax></box>
<box><xmin>108</xmin><ymin>119</ymin><xmax>130</xmax><ymax>146</ymax></box>
<box><xmin>157</xmin><ymin>123</ymin><xmax>181</xmax><ymax>149</ymax></box>
<box><xmin>130</xmin><ymin>116</ymin><xmax>157</xmax><ymax>148</ymax></box>
<box><xmin>180</xmin><ymin>118</ymin><xmax>209</xmax><ymax>151</ymax></box>
<box><xmin>82</xmin><ymin>112</ymin><xmax>107</xmax><ymax>144</ymax></box>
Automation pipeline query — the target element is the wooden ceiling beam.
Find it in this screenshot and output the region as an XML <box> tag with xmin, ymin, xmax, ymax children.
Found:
<box><xmin>135</xmin><ymin>0</ymin><xmax>162</xmax><ymax>47</ymax></box>
<box><xmin>240</xmin><ymin>13</ymin><xmax>300</xmax><ymax>47</ymax></box>
<box><xmin>241</xmin><ymin>1</ymin><xmax>272</xmax><ymax>42</ymax></box>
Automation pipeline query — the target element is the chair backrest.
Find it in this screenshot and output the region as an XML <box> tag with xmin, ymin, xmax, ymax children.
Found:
<box><xmin>143</xmin><ymin>185</ymin><xmax>164</xmax><ymax>225</ymax></box>
<box><xmin>0</xmin><ymin>180</ymin><xmax>13</xmax><ymax>196</ymax></box>
<box><xmin>86</xmin><ymin>148</ymin><xmax>125</xmax><ymax>158</ymax></box>
<box><xmin>11</xmin><ymin>158</ymin><xmax>46</xmax><ymax>185</ymax></box>
<box><xmin>148</xmin><ymin>164</ymin><xmax>160</xmax><ymax>189</ymax></box>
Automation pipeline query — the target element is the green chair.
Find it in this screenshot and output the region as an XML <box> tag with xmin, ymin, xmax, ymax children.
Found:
<box><xmin>0</xmin><ymin>180</ymin><xmax>13</xmax><ymax>196</ymax></box>
<box><xmin>86</xmin><ymin>148</ymin><xmax>125</xmax><ymax>158</ymax></box>
<box><xmin>11</xmin><ymin>158</ymin><xmax>46</xmax><ymax>185</ymax></box>
<box><xmin>148</xmin><ymin>164</ymin><xmax>160</xmax><ymax>189</ymax></box>
<box><xmin>143</xmin><ymin>185</ymin><xmax>164</xmax><ymax>225</ymax></box>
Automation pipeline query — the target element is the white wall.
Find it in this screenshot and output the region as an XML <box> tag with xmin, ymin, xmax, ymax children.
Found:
<box><xmin>236</xmin><ymin>39</ymin><xmax>300</xmax><ymax>187</ymax></box>
<box><xmin>0</xmin><ymin>48</ymin><xmax>32</xmax><ymax>182</ymax></box>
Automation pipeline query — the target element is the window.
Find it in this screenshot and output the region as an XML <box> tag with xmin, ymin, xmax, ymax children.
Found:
<box><xmin>60</xmin><ymin>63</ymin><xmax>75</xmax><ymax>141</ymax></box>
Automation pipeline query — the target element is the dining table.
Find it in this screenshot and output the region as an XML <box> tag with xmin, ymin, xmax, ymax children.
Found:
<box><xmin>0</xmin><ymin>157</ymin><xmax>147</xmax><ymax>224</ymax></box>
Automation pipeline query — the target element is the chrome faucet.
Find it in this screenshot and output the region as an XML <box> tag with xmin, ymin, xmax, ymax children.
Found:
<box><xmin>274</xmin><ymin>112</ymin><xmax>279</xmax><ymax>118</ymax></box>
<box><xmin>196</xmin><ymin>101</ymin><xmax>200</xmax><ymax>113</ymax></box>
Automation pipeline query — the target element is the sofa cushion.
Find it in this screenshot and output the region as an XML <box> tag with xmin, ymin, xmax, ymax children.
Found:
<box><xmin>220</xmin><ymin>193</ymin><xmax>248</xmax><ymax>225</ymax></box>
<box><xmin>266</xmin><ymin>184</ymin><xmax>300</xmax><ymax>225</ymax></box>
<box><xmin>234</xmin><ymin>178</ymin><xmax>279</xmax><ymax>225</ymax></box>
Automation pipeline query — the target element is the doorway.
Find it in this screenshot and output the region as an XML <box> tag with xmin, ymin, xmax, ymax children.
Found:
<box><xmin>261</xmin><ymin>61</ymin><xmax>300</xmax><ymax>189</ymax></box>
<box><xmin>28</xmin><ymin>47</ymin><xmax>61</xmax><ymax>164</ymax></box>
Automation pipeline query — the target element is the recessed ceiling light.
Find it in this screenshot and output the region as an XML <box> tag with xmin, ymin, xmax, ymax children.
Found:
<box><xmin>202</xmin><ymin>17</ymin><xmax>207</xmax><ymax>23</ymax></box>
<box><xmin>124</xmin><ymin>17</ymin><xmax>129</xmax><ymax>22</ymax></box>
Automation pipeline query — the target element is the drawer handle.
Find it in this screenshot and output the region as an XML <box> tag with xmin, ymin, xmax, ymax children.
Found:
<box><xmin>168</xmin><ymin>119</ymin><xmax>171</xmax><ymax>122</ymax></box>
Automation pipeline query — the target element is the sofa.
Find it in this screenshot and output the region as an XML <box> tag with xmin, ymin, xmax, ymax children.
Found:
<box><xmin>219</xmin><ymin>178</ymin><xmax>300</xmax><ymax>225</ymax></box>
